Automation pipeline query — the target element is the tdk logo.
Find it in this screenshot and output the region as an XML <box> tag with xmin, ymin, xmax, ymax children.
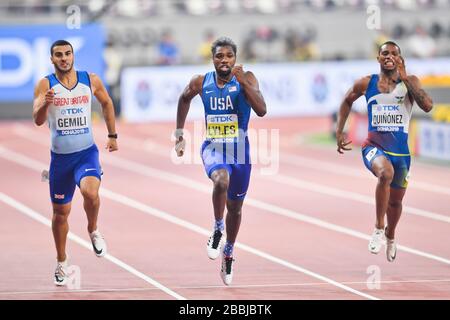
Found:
<box><xmin>209</xmin><ymin>115</ymin><xmax>234</xmax><ymax>123</ymax></box>
<box><xmin>67</xmin><ymin>108</ymin><xmax>83</xmax><ymax>114</ymax></box>
<box><xmin>61</xmin><ymin>108</ymin><xmax>83</xmax><ymax>115</ymax></box>
<box><xmin>377</xmin><ymin>105</ymin><xmax>399</xmax><ymax>111</ymax></box>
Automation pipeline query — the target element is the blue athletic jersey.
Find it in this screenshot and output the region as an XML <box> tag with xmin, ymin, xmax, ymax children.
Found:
<box><xmin>364</xmin><ymin>74</ymin><xmax>413</xmax><ymax>155</ymax></box>
<box><xmin>200</xmin><ymin>71</ymin><xmax>253</xmax><ymax>196</ymax></box>
<box><xmin>200</xmin><ymin>71</ymin><xmax>251</xmax><ymax>144</ymax></box>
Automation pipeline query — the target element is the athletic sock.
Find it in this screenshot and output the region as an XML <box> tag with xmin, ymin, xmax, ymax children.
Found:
<box><xmin>214</xmin><ymin>219</ymin><xmax>225</xmax><ymax>232</ymax></box>
<box><xmin>223</xmin><ymin>240</ymin><xmax>234</xmax><ymax>257</ymax></box>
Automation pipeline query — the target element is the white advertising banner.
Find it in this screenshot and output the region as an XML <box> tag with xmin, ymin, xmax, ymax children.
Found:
<box><xmin>121</xmin><ymin>58</ymin><xmax>450</xmax><ymax>122</ymax></box>
<box><xmin>417</xmin><ymin>121</ymin><xmax>450</xmax><ymax>161</ymax></box>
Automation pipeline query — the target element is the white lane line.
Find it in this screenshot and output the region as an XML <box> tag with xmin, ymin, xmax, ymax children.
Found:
<box><xmin>0</xmin><ymin>146</ymin><xmax>379</xmax><ymax>300</ymax></box>
<box><xmin>0</xmin><ymin>192</ymin><xmax>185</xmax><ymax>300</ymax></box>
<box><xmin>2</xmin><ymin>278</ymin><xmax>450</xmax><ymax>296</ymax></box>
<box><xmin>13</xmin><ymin>124</ymin><xmax>450</xmax><ymax>199</ymax></box>
<box><xmin>12</xmin><ymin>123</ymin><xmax>450</xmax><ymax>197</ymax></box>
<box><xmin>106</xmin><ymin>131</ymin><xmax>450</xmax><ymax>222</ymax></box>
<box><xmin>263</xmin><ymin>174</ymin><xmax>450</xmax><ymax>224</ymax></box>
<box><xmin>275</xmin><ymin>150</ymin><xmax>450</xmax><ymax>197</ymax></box>
<box><xmin>285</xmin><ymin>135</ymin><xmax>450</xmax><ymax>172</ymax></box>
<box><xmin>98</xmin><ymin>152</ymin><xmax>450</xmax><ymax>266</ymax></box>
<box><xmin>0</xmin><ymin>195</ymin><xmax>185</xmax><ymax>300</ymax></box>
<box><xmin>118</xmin><ymin>126</ymin><xmax>450</xmax><ymax>197</ymax></box>
<box><xmin>100</xmin><ymin>188</ymin><xmax>380</xmax><ymax>300</ymax></box>
<box><xmin>2</xmin><ymin>144</ymin><xmax>449</xmax><ymax>267</ymax></box>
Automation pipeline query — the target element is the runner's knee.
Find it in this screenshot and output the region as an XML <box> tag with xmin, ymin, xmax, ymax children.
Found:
<box><xmin>226</xmin><ymin>199</ymin><xmax>243</xmax><ymax>215</ymax></box>
<box><xmin>80</xmin><ymin>186</ymin><xmax>99</xmax><ymax>202</ymax></box>
<box><xmin>388</xmin><ymin>199</ymin><xmax>402</xmax><ymax>209</ymax></box>
<box><xmin>52</xmin><ymin>206</ymin><xmax>70</xmax><ymax>220</ymax></box>
<box><xmin>214</xmin><ymin>178</ymin><xmax>229</xmax><ymax>193</ymax></box>
<box><xmin>212</xmin><ymin>171</ymin><xmax>229</xmax><ymax>193</ymax></box>
<box><xmin>377</xmin><ymin>167</ymin><xmax>394</xmax><ymax>184</ymax></box>
<box><xmin>228</xmin><ymin>209</ymin><xmax>242</xmax><ymax>216</ymax></box>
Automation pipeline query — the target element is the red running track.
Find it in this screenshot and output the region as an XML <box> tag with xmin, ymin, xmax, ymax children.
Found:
<box><xmin>0</xmin><ymin>117</ymin><xmax>449</xmax><ymax>300</ymax></box>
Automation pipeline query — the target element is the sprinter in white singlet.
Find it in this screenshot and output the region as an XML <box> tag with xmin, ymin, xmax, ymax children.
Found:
<box><xmin>336</xmin><ymin>41</ymin><xmax>433</xmax><ymax>262</ymax></box>
<box><xmin>33</xmin><ymin>40</ymin><xmax>118</xmax><ymax>286</ymax></box>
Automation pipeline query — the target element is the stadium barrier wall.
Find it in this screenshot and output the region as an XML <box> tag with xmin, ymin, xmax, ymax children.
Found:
<box><xmin>120</xmin><ymin>59</ymin><xmax>450</xmax><ymax>122</ymax></box>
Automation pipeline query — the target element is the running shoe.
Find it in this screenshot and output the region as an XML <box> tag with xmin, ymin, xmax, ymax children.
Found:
<box><xmin>386</xmin><ymin>238</ymin><xmax>397</xmax><ymax>262</ymax></box>
<box><xmin>221</xmin><ymin>255</ymin><xmax>234</xmax><ymax>286</ymax></box>
<box><xmin>90</xmin><ymin>230</ymin><xmax>107</xmax><ymax>257</ymax></box>
<box><xmin>54</xmin><ymin>259</ymin><xmax>68</xmax><ymax>286</ymax></box>
<box><xmin>207</xmin><ymin>229</ymin><xmax>223</xmax><ymax>260</ymax></box>
<box><xmin>368</xmin><ymin>227</ymin><xmax>385</xmax><ymax>254</ymax></box>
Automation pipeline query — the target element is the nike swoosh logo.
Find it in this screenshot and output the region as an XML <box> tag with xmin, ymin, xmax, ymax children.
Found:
<box><xmin>391</xmin><ymin>249</ymin><xmax>397</xmax><ymax>260</ymax></box>
<box><xmin>85</xmin><ymin>168</ymin><xmax>97</xmax><ymax>172</ymax></box>
<box><xmin>92</xmin><ymin>244</ymin><xmax>103</xmax><ymax>255</ymax></box>
<box><xmin>205</xmin><ymin>90</ymin><xmax>214</xmax><ymax>94</ymax></box>
<box><xmin>237</xmin><ymin>193</ymin><xmax>246</xmax><ymax>197</ymax></box>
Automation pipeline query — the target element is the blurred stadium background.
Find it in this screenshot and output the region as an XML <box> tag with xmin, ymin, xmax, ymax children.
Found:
<box><xmin>1</xmin><ymin>0</ymin><xmax>450</xmax><ymax>161</ymax></box>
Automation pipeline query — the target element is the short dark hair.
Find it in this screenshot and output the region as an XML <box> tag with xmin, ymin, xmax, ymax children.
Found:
<box><xmin>50</xmin><ymin>40</ymin><xmax>73</xmax><ymax>56</ymax></box>
<box><xmin>211</xmin><ymin>37</ymin><xmax>237</xmax><ymax>56</ymax></box>
<box><xmin>378</xmin><ymin>41</ymin><xmax>401</xmax><ymax>54</ymax></box>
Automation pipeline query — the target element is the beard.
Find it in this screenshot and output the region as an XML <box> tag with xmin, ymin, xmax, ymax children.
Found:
<box><xmin>380</xmin><ymin>65</ymin><xmax>396</xmax><ymax>76</ymax></box>
<box><xmin>54</xmin><ymin>62</ymin><xmax>73</xmax><ymax>74</ymax></box>
<box><xmin>216</xmin><ymin>67</ymin><xmax>231</xmax><ymax>78</ymax></box>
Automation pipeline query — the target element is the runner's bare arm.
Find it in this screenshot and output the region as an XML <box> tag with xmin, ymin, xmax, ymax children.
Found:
<box><xmin>175</xmin><ymin>75</ymin><xmax>203</xmax><ymax>157</ymax></box>
<box><xmin>403</xmin><ymin>75</ymin><xmax>433</xmax><ymax>113</ymax></box>
<box><xmin>90</xmin><ymin>73</ymin><xmax>118</xmax><ymax>152</ymax></box>
<box><xmin>396</xmin><ymin>56</ymin><xmax>433</xmax><ymax>113</ymax></box>
<box><xmin>336</xmin><ymin>76</ymin><xmax>370</xmax><ymax>154</ymax></box>
<box><xmin>33</xmin><ymin>78</ymin><xmax>52</xmax><ymax>126</ymax></box>
<box><xmin>176</xmin><ymin>75</ymin><xmax>204</xmax><ymax>130</ymax></box>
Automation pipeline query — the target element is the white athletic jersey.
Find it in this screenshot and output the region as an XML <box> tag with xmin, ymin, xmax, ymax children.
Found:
<box><xmin>46</xmin><ymin>71</ymin><xmax>94</xmax><ymax>154</ymax></box>
<box><xmin>364</xmin><ymin>74</ymin><xmax>413</xmax><ymax>155</ymax></box>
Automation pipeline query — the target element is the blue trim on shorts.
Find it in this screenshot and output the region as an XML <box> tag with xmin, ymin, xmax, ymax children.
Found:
<box><xmin>362</xmin><ymin>145</ymin><xmax>410</xmax><ymax>189</ymax></box>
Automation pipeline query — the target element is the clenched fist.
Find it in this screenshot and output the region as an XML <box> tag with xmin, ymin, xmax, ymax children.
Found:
<box><xmin>44</xmin><ymin>88</ymin><xmax>55</xmax><ymax>106</ymax></box>
<box><xmin>231</xmin><ymin>64</ymin><xmax>246</xmax><ymax>83</ymax></box>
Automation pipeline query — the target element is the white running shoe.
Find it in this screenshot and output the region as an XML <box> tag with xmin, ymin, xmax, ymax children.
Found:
<box><xmin>54</xmin><ymin>259</ymin><xmax>68</xmax><ymax>286</ymax></box>
<box><xmin>221</xmin><ymin>255</ymin><xmax>234</xmax><ymax>286</ymax></box>
<box><xmin>386</xmin><ymin>238</ymin><xmax>397</xmax><ymax>262</ymax></box>
<box><xmin>90</xmin><ymin>230</ymin><xmax>107</xmax><ymax>257</ymax></box>
<box><xmin>368</xmin><ymin>228</ymin><xmax>385</xmax><ymax>254</ymax></box>
<box><xmin>207</xmin><ymin>229</ymin><xmax>224</xmax><ymax>260</ymax></box>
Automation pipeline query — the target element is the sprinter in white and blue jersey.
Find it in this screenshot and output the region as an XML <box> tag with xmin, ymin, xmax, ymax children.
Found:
<box><xmin>336</xmin><ymin>41</ymin><xmax>433</xmax><ymax>262</ymax></box>
<box><xmin>175</xmin><ymin>37</ymin><xmax>266</xmax><ymax>285</ymax></box>
<box><xmin>33</xmin><ymin>40</ymin><xmax>118</xmax><ymax>286</ymax></box>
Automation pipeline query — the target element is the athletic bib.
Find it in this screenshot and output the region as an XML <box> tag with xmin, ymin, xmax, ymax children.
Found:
<box><xmin>206</xmin><ymin>114</ymin><xmax>239</xmax><ymax>139</ymax></box>
<box><xmin>55</xmin><ymin>99</ymin><xmax>90</xmax><ymax>136</ymax></box>
<box><xmin>371</xmin><ymin>103</ymin><xmax>409</xmax><ymax>132</ymax></box>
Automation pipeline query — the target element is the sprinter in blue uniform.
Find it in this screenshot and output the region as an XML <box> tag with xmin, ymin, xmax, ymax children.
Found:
<box><xmin>336</xmin><ymin>41</ymin><xmax>433</xmax><ymax>262</ymax></box>
<box><xmin>175</xmin><ymin>37</ymin><xmax>266</xmax><ymax>285</ymax></box>
<box><xmin>33</xmin><ymin>40</ymin><xmax>118</xmax><ymax>286</ymax></box>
